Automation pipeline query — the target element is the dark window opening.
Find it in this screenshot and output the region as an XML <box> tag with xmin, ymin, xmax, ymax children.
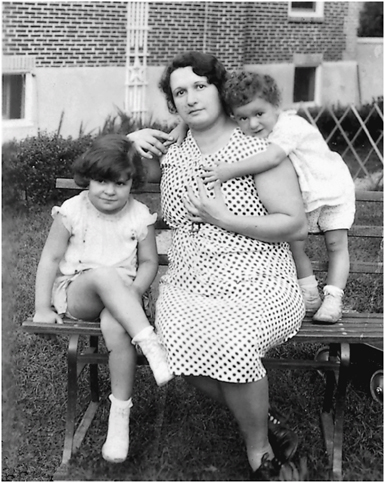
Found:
<box><xmin>2</xmin><ymin>74</ymin><xmax>25</xmax><ymax>120</ymax></box>
<box><xmin>291</xmin><ymin>2</ymin><xmax>317</xmax><ymax>12</ymax></box>
<box><xmin>293</xmin><ymin>67</ymin><xmax>316</xmax><ymax>103</ymax></box>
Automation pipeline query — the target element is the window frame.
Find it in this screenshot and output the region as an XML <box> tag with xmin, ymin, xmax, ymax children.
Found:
<box><xmin>288</xmin><ymin>2</ymin><xmax>324</xmax><ymax>20</ymax></box>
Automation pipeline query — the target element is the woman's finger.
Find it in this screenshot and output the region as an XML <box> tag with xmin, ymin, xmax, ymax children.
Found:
<box><xmin>212</xmin><ymin>179</ymin><xmax>223</xmax><ymax>195</ymax></box>
<box><xmin>196</xmin><ymin>177</ymin><xmax>209</xmax><ymax>199</ymax></box>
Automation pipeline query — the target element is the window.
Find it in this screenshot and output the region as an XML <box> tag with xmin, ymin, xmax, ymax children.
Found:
<box><xmin>293</xmin><ymin>67</ymin><xmax>316</xmax><ymax>103</ymax></box>
<box><xmin>289</xmin><ymin>2</ymin><xmax>324</xmax><ymax>19</ymax></box>
<box><xmin>2</xmin><ymin>56</ymin><xmax>36</xmax><ymax>128</ymax></box>
<box><xmin>2</xmin><ymin>74</ymin><xmax>26</xmax><ymax>120</ymax></box>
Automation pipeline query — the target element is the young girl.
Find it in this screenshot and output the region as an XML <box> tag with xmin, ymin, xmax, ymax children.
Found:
<box><xmin>200</xmin><ymin>71</ymin><xmax>356</xmax><ymax>324</ymax></box>
<box><xmin>33</xmin><ymin>133</ymin><xmax>173</xmax><ymax>463</ymax></box>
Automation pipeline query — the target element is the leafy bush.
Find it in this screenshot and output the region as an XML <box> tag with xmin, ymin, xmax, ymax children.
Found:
<box><xmin>2</xmin><ymin>132</ymin><xmax>94</xmax><ymax>210</ymax></box>
<box><xmin>2</xmin><ymin>111</ymin><xmax>174</xmax><ymax>212</ymax></box>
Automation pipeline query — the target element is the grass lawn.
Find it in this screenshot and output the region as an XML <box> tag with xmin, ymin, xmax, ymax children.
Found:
<box><xmin>2</xmin><ymin>194</ymin><xmax>383</xmax><ymax>481</ymax></box>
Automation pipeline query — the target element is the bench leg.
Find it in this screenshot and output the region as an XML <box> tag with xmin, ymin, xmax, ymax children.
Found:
<box><xmin>320</xmin><ymin>342</ymin><xmax>350</xmax><ymax>481</ymax></box>
<box><xmin>89</xmin><ymin>335</ymin><xmax>100</xmax><ymax>403</ymax></box>
<box><xmin>54</xmin><ymin>334</ymin><xmax>80</xmax><ymax>480</ymax></box>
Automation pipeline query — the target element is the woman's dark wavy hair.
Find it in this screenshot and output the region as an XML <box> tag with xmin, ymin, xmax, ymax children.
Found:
<box><xmin>224</xmin><ymin>71</ymin><xmax>281</xmax><ymax>112</ymax></box>
<box><xmin>73</xmin><ymin>134</ymin><xmax>146</xmax><ymax>189</ymax></box>
<box><xmin>158</xmin><ymin>51</ymin><xmax>230</xmax><ymax>115</ymax></box>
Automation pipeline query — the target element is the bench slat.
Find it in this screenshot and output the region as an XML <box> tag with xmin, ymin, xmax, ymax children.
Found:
<box><xmin>56</xmin><ymin>179</ymin><xmax>383</xmax><ymax>203</ymax></box>
<box><xmin>22</xmin><ymin>314</ymin><xmax>383</xmax><ymax>345</ymax></box>
<box><xmin>311</xmin><ymin>260</ymin><xmax>383</xmax><ymax>274</ymax></box>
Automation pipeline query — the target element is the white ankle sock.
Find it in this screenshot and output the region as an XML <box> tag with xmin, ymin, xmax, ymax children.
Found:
<box><xmin>324</xmin><ymin>285</ymin><xmax>344</xmax><ymax>297</ymax></box>
<box><xmin>109</xmin><ymin>393</ymin><xmax>133</xmax><ymax>408</ymax></box>
<box><xmin>298</xmin><ymin>275</ymin><xmax>318</xmax><ymax>289</ymax></box>
<box><xmin>132</xmin><ymin>326</ymin><xmax>155</xmax><ymax>345</ymax></box>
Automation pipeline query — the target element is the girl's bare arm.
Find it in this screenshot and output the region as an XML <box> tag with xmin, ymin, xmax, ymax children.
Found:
<box><xmin>34</xmin><ymin>215</ymin><xmax>70</xmax><ymax>323</ymax></box>
<box><xmin>132</xmin><ymin>224</ymin><xmax>159</xmax><ymax>298</ymax></box>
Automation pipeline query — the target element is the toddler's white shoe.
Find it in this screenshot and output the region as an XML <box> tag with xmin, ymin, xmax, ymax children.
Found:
<box><xmin>313</xmin><ymin>285</ymin><xmax>343</xmax><ymax>324</ymax></box>
<box><xmin>133</xmin><ymin>327</ymin><xmax>174</xmax><ymax>387</ymax></box>
<box><xmin>301</xmin><ymin>287</ymin><xmax>322</xmax><ymax>314</ymax></box>
<box><xmin>102</xmin><ymin>394</ymin><xmax>132</xmax><ymax>463</ymax></box>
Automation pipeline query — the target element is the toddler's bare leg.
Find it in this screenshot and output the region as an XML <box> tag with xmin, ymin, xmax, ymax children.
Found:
<box><xmin>324</xmin><ymin>229</ymin><xmax>349</xmax><ymax>289</ymax></box>
<box><xmin>290</xmin><ymin>240</ymin><xmax>321</xmax><ymax>313</ymax></box>
<box><xmin>289</xmin><ymin>240</ymin><xmax>313</xmax><ymax>279</ymax></box>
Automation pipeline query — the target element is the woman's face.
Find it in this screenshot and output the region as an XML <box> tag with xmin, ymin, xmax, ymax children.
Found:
<box><xmin>170</xmin><ymin>66</ymin><xmax>224</xmax><ymax>130</ymax></box>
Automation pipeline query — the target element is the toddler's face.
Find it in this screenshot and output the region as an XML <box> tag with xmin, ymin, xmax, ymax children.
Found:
<box><xmin>232</xmin><ymin>97</ymin><xmax>279</xmax><ymax>138</ymax></box>
<box><xmin>88</xmin><ymin>174</ymin><xmax>132</xmax><ymax>215</ymax></box>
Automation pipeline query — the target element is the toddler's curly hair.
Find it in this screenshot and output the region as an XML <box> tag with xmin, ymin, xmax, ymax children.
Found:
<box><xmin>224</xmin><ymin>71</ymin><xmax>281</xmax><ymax>111</ymax></box>
<box><xmin>73</xmin><ymin>134</ymin><xmax>146</xmax><ymax>189</ymax></box>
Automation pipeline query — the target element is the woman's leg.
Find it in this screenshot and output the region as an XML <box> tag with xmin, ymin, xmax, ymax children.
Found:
<box><xmin>185</xmin><ymin>375</ymin><xmax>287</xmax><ymax>472</ymax></box>
<box><xmin>220</xmin><ymin>378</ymin><xmax>273</xmax><ymax>471</ymax></box>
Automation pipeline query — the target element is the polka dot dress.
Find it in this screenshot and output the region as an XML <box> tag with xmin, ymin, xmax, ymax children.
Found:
<box><xmin>155</xmin><ymin>128</ymin><xmax>305</xmax><ymax>383</ymax></box>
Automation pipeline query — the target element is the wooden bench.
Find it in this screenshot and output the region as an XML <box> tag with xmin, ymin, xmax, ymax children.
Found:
<box><xmin>22</xmin><ymin>179</ymin><xmax>383</xmax><ymax>481</ymax></box>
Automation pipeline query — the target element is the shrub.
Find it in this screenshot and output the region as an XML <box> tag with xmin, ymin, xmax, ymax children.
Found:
<box><xmin>2</xmin><ymin>112</ymin><xmax>174</xmax><ymax>212</ymax></box>
<box><xmin>2</xmin><ymin>132</ymin><xmax>94</xmax><ymax>210</ymax></box>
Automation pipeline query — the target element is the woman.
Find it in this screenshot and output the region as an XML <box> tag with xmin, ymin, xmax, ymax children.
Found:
<box><xmin>129</xmin><ymin>51</ymin><xmax>307</xmax><ymax>480</ymax></box>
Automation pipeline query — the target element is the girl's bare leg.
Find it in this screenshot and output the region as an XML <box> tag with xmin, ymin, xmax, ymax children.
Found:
<box><xmin>100</xmin><ymin>309</ymin><xmax>137</xmax><ymax>400</ymax></box>
<box><xmin>67</xmin><ymin>267</ymin><xmax>173</xmax><ymax>386</ymax></box>
<box><xmin>66</xmin><ymin>267</ymin><xmax>150</xmax><ymax>337</ymax></box>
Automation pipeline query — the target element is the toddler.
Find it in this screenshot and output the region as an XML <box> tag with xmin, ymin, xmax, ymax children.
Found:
<box><xmin>201</xmin><ymin>71</ymin><xmax>356</xmax><ymax>324</ymax></box>
<box><xmin>33</xmin><ymin>134</ymin><xmax>173</xmax><ymax>463</ymax></box>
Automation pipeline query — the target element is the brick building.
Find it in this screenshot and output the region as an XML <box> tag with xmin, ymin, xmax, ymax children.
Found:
<box><xmin>2</xmin><ymin>1</ymin><xmax>382</xmax><ymax>141</ymax></box>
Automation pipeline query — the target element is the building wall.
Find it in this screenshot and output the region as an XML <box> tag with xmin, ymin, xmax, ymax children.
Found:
<box><xmin>356</xmin><ymin>38</ymin><xmax>384</xmax><ymax>104</ymax></box>
<box><xmin>2</xmin><ymin>1</ymin><xmax>127</xmax><ymax>67</ymax></box>
<box><xmin>3</xmin><ymin>1</ymin><xmax>355</xmax><ymax>69</ymax></box>
<box><xmin>2</xmin><ymin>1</ymin><xmax>380</xmax><ymax>142</ymax></box>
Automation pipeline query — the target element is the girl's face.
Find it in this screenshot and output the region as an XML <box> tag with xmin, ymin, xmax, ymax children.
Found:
<box><xmin>170</xmin><ymin>66</ymin><xmax>224</xmax><ymax>130</ymax></box>
<box><xmin>88</xmin><ymin>173</ymin><xmax>132</xmax><ymax>215</ymax></box>
<box><xmin>232</xmin><ymin>96</ymin><xmax>280</xmax><ymax>138</ymax></box>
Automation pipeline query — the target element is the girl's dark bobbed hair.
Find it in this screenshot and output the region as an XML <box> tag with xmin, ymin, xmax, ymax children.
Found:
<box><xmin>73</xmin><ymin>134</ymin><xmax>146</xmax><ymax>189</ymax></box>
<box><xmin>158</xmin><ymin>51</ymin><xmax>230</xmax><ymax>115</ymax></box>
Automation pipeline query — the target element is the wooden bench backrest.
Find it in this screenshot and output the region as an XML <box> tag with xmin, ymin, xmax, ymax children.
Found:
<box><xmin>56</xmin><ymin>178</ymin><xmax>383</xmax><ymax>275</ymax></box>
